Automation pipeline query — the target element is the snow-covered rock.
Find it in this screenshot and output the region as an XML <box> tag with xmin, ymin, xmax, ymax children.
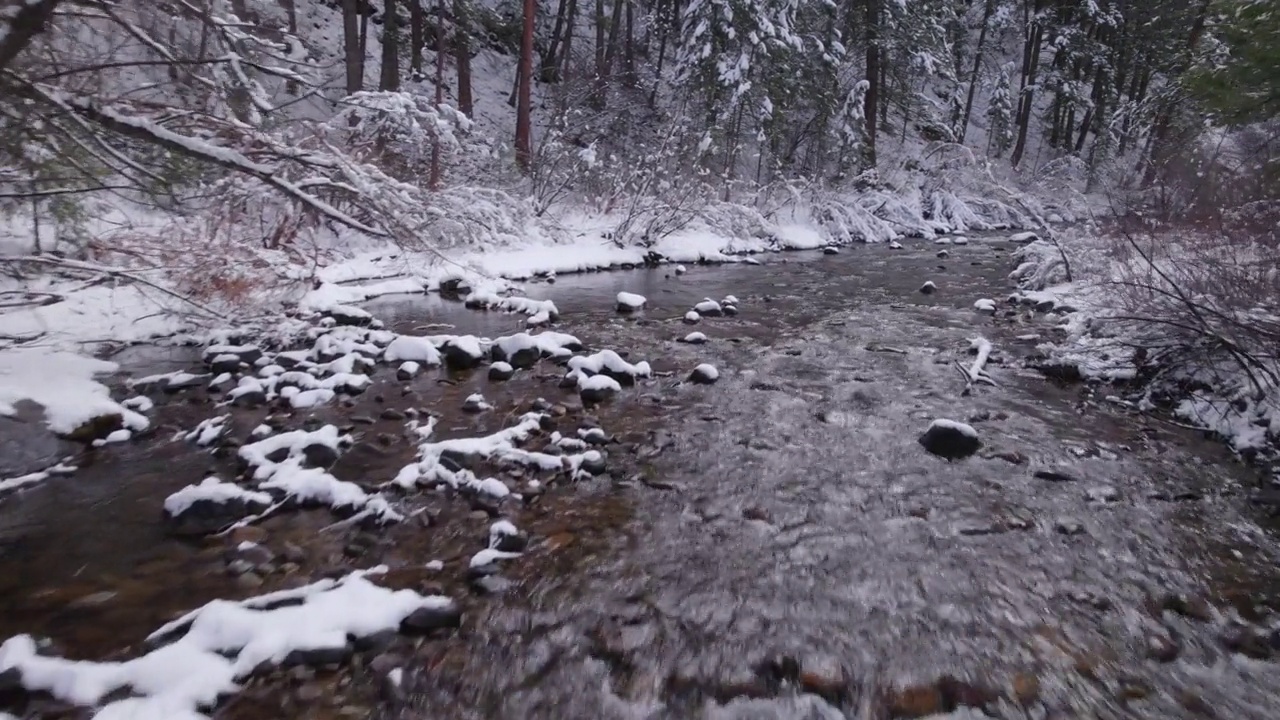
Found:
<box><xmin>163</xmin><ymin>477</ymin><xmax>273</xmax><ymax>536</ymax></box>
<box><xmin>683</xmin><ymin>311</ymin><xmax>701</xmax><ymax>325</ymax></box>
<box><xmin>396</xmin><ymin>361</ymin><xmax>421</xmax><ymax>381</ymax></box>
<box><xmin>488</xmin><ymin>361</ymin><xmax>515</xmax><ymax>381</ymax></box>
<box><xmin>674</xmin><ymin>265</ymin><xmax>687</xmax><ymax>275</ymax></box>
<box><xmin>920</xmin><ymin>281</ymin><xmax>937</xmax><ymax>295</ymax></box>
<box><xmin>616</xmin><ymin>291</ymin><xmax>647</xmax><ymax>312</ymax></box>
<box><xmin>937</xmin><ymin>250</ymin><xmax>949</xmax><ymax>259</ymax></box>
<box><xmin>888</xmin><ymin>241</ymin><xmax>903</xmax><ymax>249</ymax></box>
<box><xmin>440</xmin><ymin>336</ymin><xmax>485</xmax><ymax>370</ymax></box>
<box><xmin>688</xmin><ymin>364</ymin><xmax>720</xmax><ymax>385</ymax></box>
<box><xmin>462</xmin><ymin>394</ymin><xmax>491</xmax><ymax>413</ymax></box>
<box><xmin>953</xmin><ymin>236</ymin><xmax>969</xmax><ymax>245</ymax></box>
<box><xmin>694</xmin><ymin>299</ymin><xmax>723</xmax><ymax>317</ymax></box>
<box><xmin>918</xmin><ymin>419</ymin><xmax>981</xmax><ymax>460</ymax></box>
<box><xmin>973</xmin><ymin>299</ymin><xmax>997</xmax><ymax>314</ymax></box>
<box><xmin>1009</xmin><ymin>231</ymin><xmax>1039</xmax><ymax>243</ymax></box>
<box><xmin>934</xmin><ymin>238</ymin><xmax>953</xmax><ymax>245</ymax></box>
<box><xmin>823</xmin><ymin>246</ymin><xmax>840</xmax><ymax>255</ymax></box>
<box><xmin>680</xmin><ymin>332</ymin><xmax>708</xmax><ymax>345</ymax></box>
<box><xmin>384</xmin><ymin>336</ymin><xmax>443</xmax><ymax>365</ymax></box>
<box><xmin>567</xmin><ymin>349</ymin><xmax>651</xmax><ymax>385</ymax></box>
<box><xmin>578</xmin><ymin>373</ymin><xmax>622</xmax><ymax>404</ymax></box>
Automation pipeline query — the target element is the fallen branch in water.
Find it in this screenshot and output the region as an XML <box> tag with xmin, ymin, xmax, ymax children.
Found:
<box><xmin>956</xmin><ymin>337</ymin><xmax>998</xmax><ymax>394</ymax></box>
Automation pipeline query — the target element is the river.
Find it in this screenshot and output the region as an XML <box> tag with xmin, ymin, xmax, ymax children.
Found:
<box><xmin>1</xmin><ymin>236</ymin><xmax>1277</xmax><ymax>719</ymax></box>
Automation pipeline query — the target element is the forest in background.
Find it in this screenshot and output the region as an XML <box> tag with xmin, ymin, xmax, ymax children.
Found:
<box><xmin>0</xmin><ymin>0</ymin><xmax>1275</xmax><ymax>289</ymax></box>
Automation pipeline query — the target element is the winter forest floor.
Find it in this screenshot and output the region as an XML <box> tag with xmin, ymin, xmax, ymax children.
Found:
<box><xmin>2</xmin><ymin>233</ymin><xmax>1280</xmax><ymax>720</ymax></box>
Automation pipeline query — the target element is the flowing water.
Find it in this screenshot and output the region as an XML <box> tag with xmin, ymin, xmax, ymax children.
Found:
<box><xmin>2</xmin><ymin>238</ymin><xmax>1278</xmax><ymax>719</ymax></box>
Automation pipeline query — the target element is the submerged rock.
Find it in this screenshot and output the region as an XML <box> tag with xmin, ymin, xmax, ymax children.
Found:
<box><xmin>918</xmin><ymin>419</ymin><xmax>981</xmax><ymax>460</ymax></box>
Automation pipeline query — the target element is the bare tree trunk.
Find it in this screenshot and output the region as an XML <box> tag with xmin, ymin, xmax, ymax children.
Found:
<box><xmin>342</xmin><ymin>0</ymin><xmax>364</xmax><ymax>94</ymax></box>
<box><xmin>864</xmin><ymin>0</ymin><xmax>880</xmax><ymax>166</ymax></box>
<box><xmin>430</xmin><ymin>0</ymin><xmax>445</xmax><ymax>187</ymax></box>
<box><xmin>455</xmin><ymin>0</ymin><xmax>474</xmax><ymax>115</ymax></box>
<box><xmin>1010</xmin><ymin>0</ymin><xmax>1045</xmax><ymax>169</ymax></box>
<box><xmin>592</xmin><ymin>0</ymin><xmax>606</xmax><ymax>107</ymax></box>
<box><xmin>648</xmin><ymin>0</ymin><xmax>671</xmax><ymax>106</ymax></box>
<box><xmin>602</xmin><ymin>0</ymin><xmax>624</xmax><ymax>78</ymax></box>
<box><xmin>623</xmin><ymin>0</ymin><xmax>635</xmax><ymax>86</ymax></box>
<box><xmin>379</xmin><ymin>0</ymin><xmax>401</xmax><ymax>91</ymax></box>
<box><xmin>410</xmin><ymin>0</ymin><xmax>424</xmax><ymax>80</ymax></box>
<box><xmin>541</xmin><ymin>0</ymin><xmax>570</xmax><ymax>82</ymax></box>
<box><xmin>282</xmin><ymin>0</ymin><xmax>299</xmax><ymax>92</ymax></box>
<box><xmin>958</xmin><ymin>0</ymin><xmax>995</xmax><ymax>144</ymax></box>
<box><xmin>561</xmin><ymin>0</ymin><xmax>578</xmax><ymax>84</ymax></box>
<box><xmin>516</xmin><ymin>0</ymin><xmax>536</xmax><ymax>170</ymax></box>
<box><xmin>359</xmin><ymin>9</ymin><xmax>370</xmax><ymax>86</ymax></box>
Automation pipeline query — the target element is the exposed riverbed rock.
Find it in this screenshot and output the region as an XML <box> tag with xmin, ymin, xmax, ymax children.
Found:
<box><xmin>918</xmin><ymin>419</ymin><xmax>981</xmax><ymax>460</ymax></box>
<box><xmin>489</xmin><ymin>362</ymin><xmax>515</xmax><ymax>381</ymax></box>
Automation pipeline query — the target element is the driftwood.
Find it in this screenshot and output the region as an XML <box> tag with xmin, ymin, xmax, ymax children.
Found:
<box><xmin>956</xmin><ymin>336</ymin><xmax>998</xmax><ymax>394</ymax></box>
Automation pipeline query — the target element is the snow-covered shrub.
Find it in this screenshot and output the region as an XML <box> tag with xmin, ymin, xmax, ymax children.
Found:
<box><xmin>327</xmin><ymin>92</ymin><xmax>474</xmax><ymax>183</ymax></box>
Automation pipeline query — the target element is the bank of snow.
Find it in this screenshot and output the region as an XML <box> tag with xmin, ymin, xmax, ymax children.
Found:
<box><xmin>0</xmin><ymin>349</ymin><xmax>148</xmax><ymax>436</ymax></box>
<box><xmin>1009</xmin><ymin>233</ymin><xmax>1280</xmax><ymax>460</ymax></box>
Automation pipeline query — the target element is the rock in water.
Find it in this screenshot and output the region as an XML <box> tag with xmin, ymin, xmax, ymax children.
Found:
<box><xmin>919</xmin><ymin>281</ymin><xmax>937</xmax><ymax>295</ymax></box>
<box><xmin>936</xmin><ymin>250</ymin><xmax>949</xmax><ymax>259</ymax></box>
<box><xmin>688</xmin><ymin>364</ymin><xmax>720</xmax><ymax>385</ymax></box>
<box><xmin>918</xmin><ymin>419</ymin><xmax>981</xmax><ymax>460</ymax></box>
<box><xmin>683</xmin><ymin>311</ymin><xmax>701</xmax><ymax>325</ymax></box>
<box><xmin>488</xmin><ymin>362</ymin><xmax>515</xmax><ymax>381</ymax></box>
<box><xmin>823</xmin><ymin>246</ymin><xmax>840</xmax><ymax>255</ymax></box>
<box><xmin>888</xmin><ymin>241</ymin><xmax>903</xmax><ymax>249</ymax></box>
<box><xmin>680</xmin><ymin>332</ymin><xmax>708</xmax><ymax>345</ymax></box>
<box><xmin>616</xmin><ymin>291</ymin><xmax>647</xmax><ymax>313</ymax></box>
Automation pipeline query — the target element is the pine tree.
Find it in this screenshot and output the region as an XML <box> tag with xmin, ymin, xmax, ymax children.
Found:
<box><xmin>987</xmin><ymin>63</ymin><xmax>1015</xmax><ymax>157</ymax></box>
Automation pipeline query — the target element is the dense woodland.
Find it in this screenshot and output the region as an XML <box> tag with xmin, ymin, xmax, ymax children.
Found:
<box><xmin>0</xmin><ymin>0</ymin><xmax>1276</xmax><ymax>263</ymax></box>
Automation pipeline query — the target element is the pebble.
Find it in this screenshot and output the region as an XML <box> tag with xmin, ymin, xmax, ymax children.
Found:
<box><xmin>235</xmin><ymin>572</ymin><xmax>265</xmax><ymax>590</ymax></box>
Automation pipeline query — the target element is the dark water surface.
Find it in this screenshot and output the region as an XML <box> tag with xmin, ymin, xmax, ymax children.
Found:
<box><xmin>1</xmin><ymin>238</ymin><xmax>1278</xmax><ymax>719</ymax></box>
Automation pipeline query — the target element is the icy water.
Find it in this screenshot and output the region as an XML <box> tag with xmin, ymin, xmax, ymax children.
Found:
<box><xmin>2</xmin><ymin>238</ymin><xmax>1280</xmax><ymax>719</ymax></box>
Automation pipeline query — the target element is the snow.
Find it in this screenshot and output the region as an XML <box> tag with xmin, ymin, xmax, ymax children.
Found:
<box><xmin>953</xmin><ymin>236</ymin><xmax>970</xmax><ymax>245</ymax></box>
<box><xmin>0</xmin><ymin>463</ymin><xmax>76</xmax><ymax>494</ymax></box>
<box><xmin>694</xmin><ymin>299</ymin><xmax>722</xmax><ymax>315</ymax></box>
<box><xmin>0</xmin><ymin>349</ymin><xmax>148</xmax><ymax>435</ymax></box>
<box><xmin>398</xmin><ymin>361</ymin><xmax>421</xmax><ymax>377</ymax></box>
<box><xmin>683</xmin><ymin>331</ymin><xmax>708</xmax><ymax>344</ymax></box>
<box><xmin>684</xmin><ymin>311</ymin><xmax>701</xmax><ymax>323</ymax></box>
<box><xmin>0</xmin><ymin>570</ymin><xmax>452</xmax><ymax>718</ymax></box>
<box><xmin>973</xmin><ymin>298</ymin><xmax>997</xmax><ymax>313</ymax></box>
<box><xmin>470</xmin><ymin>548</ymin><xmax>521</xmax><ymax>568</ymax></box>
<box><xmin>425</xmin><ymin>560</ymin><xmax>444</xmax><ymax>571</ymax></box>
<box><xmin>163</xmin><ymin>477</ymin><xmax>272</xmax><ymax>518</ymax></box>
<box><xmin>567</xmin><ymin>350</ymin><xmax>651</xmax><ymax>380</ymax></box>
<box><xmin>1009</xmin><ymin>231</ymin><xmax>1039</xmax><ymax>243</ymax></box>
<box><xmin>929</xmin><ymin>419</ymin><xmax>978</xmax><ymax>438</ymax></box>
<box><xmin>490</xmin><ymin>361</ymin><xmax>513</xmax><ymax>374</ymax></box>
<box><xmin>616</xmin><ymin>291</ymin><xmax>647</xmax><ymax>310</ymax></box>
<box><xmin>383</xmin><ymin>336</ymin><xmax>442</xmax><ymax>364</ymax></box>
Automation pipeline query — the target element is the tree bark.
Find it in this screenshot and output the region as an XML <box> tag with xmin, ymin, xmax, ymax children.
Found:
<box><xmin>864</xmin><ymin>0</ymin><xmax>880</xmax><ymax>166</ymax></box>
<box><xmin>1010</xmin><ymin>0</ymin><xmax>1045</xmax><ymax>169</ymax></box>
<box><xmin>958</xmin><ymin>0</ymin><xmax>996</xmax><ymax>144</ymax></box>
<box><xmin>561</xmin><ymin>0</ymin><xmax>578</xmax><ymax>84</ymax></box>
<box><xmin>430</xmin><ymin>0</ymin><xmax>445</xmax><ymax>187</ymax></box>
<box><xmin>455</xmin><ymin>0</ymin><xmax>474</xmax><ymax>115</ymax></box>
<box><xmin>516</xmin><ymin>0</ymin><xmax>536</xmax><ymax>170</ymax></box>
<box><xmin>379</xmin><ymin>0</ymin><xmax>400</xmax><ymax>91</ymax></box>
<box><xmin>541</xmin><ymin>0</ymin><xmax>570</xmax><ymax>82</ymax></box>
<box><xmin>342</xmin><ymin>0</ymin><xmax>364</xmax><ymax>94</ymax></box>
<box><xmin>410</xmin><ymin>0</ymin><xmax>424</xmax><ymax>80</ymax></box>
